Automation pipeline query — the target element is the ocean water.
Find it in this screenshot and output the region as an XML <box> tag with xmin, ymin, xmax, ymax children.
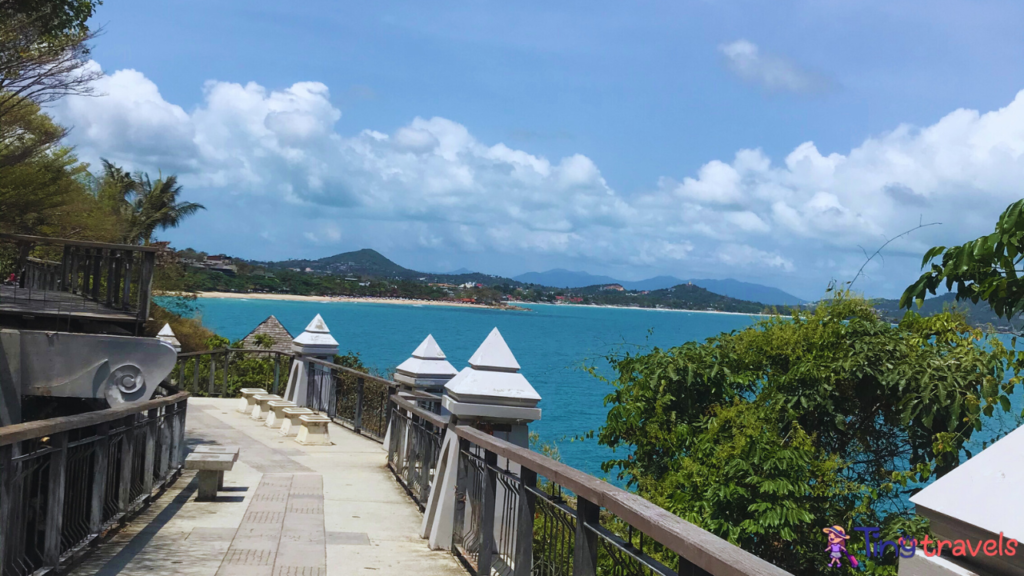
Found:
<box><xmin>189</xmin><ymin>299</ymin><xmax>759</xmax><ymax>480</ymax></box>
<box><xmin>188</xmin><ymin>298</ymin><xmax>1023</xmax><ymax>483</ymax></box>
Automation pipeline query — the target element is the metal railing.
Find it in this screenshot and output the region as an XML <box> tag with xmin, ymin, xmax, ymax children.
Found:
<box><xmin>387</xmin><ymin>394</ymin><xmax>448</xmax><ymax>508</ymax></box>
<box><xmin>0</xmin><ymin>391</ymin><xmax>189</xmax><ymax>576</ymax></box>
<box><xmin>305</xmin><ymin>357</ymin><xmax>397</xmax><ymax>441</ymax></box>
<box><xmin>170</xmin><ymin>348</ymin><xmax>294</xmax><ymax>398</ymax></box>
<box><xmin>383</xmin><ymin>416</ymin><xmax>793</xmax><ymax>576</ymax></box>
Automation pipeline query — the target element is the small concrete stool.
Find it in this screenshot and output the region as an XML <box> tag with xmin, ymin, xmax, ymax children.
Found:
<box><xmin>296</xmin><ymin>414</ymin><xmax>332</xmax><ymax>446</ymax></box>
<box><xmin>251</xmin><ymin>394</ymin><xmax>282</xmax><ymax>420</ymax></box>
<box><xmin>238</xmin><ymin>388</ymin><xmax>267</xmax><ymax>414</ymax></box>
<box><xmin>193</xmin><ymin>445</ymin><xmax>239</xmax><ymax>489</ymax></box>
<box><xmin>184</xmin><ymin>453</ymin><xmax>236</xmax><ymax>501</ymax></box>
<box><xmin>265</xmin><ymin>400</ymin><xmax>296</xmax><ymax>429</ymax></box>
<box><xmin>280</xmin><ymin>407</ymin><xmax>314</xmax><ymax>437</ymax></box>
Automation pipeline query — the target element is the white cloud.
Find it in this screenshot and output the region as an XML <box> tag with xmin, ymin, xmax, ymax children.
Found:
<box><xmin>719</xmin><ymin>40</ymin><xmax>830</xmax><ymax>94</ymax></box>
<box><xmin>50</xmin><ymin>62</ymin><xmax>1024</xmax><ymax>295</ymax></box>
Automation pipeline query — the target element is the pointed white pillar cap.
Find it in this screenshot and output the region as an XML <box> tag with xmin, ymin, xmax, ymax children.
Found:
<box><xmin>395</xmin><ymin>335</ymin><xmax>458</xmax><ymax>390</ymax></box>
<box><xmin>444</xmin><ymin>328</ymin><xmax>540</xmax><ymax>422</ymax></box>
<box><xmin>291</xmin><ymin>314</ymin><xmax>339</xmax><ymax>356</ymax></box>
<box><xmin>156</xmin><ymin>323</ymin><xmax>181</xmax><ymax>353</ymax></box>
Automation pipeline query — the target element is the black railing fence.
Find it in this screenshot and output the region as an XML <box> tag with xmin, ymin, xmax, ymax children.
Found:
<box><xmin>171</xmin><ymin>348</ymin><xmax>293</xmax><ymax>399</ymax></box>
<box><xmin>387</xmin><ymin>395</ymin><xmax>447</xmax><ymax>507</ymax></box>
<box><xmin>0</xmin><ymin>392</ymin><xmax>189</xmax><ymax>576</ymax></box>
<box><xmin>304</xmin><ymin>357</ymin><xmax>396</xmax><ymax>441</ymax></box>
<box><xmin>383</xmin><ymin>416</ymin><xmax>794</xmax><ymax>576</ymax></box>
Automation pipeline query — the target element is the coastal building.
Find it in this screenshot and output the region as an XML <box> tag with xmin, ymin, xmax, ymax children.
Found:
<box><xmin>239</xmin><ymin>315</ymin><xmax>294</xmax><ymax>354</ymax></box>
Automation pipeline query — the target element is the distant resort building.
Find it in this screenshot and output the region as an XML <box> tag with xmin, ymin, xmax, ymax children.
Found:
<box><xmin>239</xmin><ymin>315</ymin><xmax>294</xmax><ymax>354</ymax></box>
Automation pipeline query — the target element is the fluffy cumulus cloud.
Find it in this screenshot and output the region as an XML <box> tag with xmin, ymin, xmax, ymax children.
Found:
<box><xmin>719</xmin><ymin>40</ymin><xmax>831</xmax><ymax>94</ymax></box>
<box><xmin>50</xmin><ymin>62</ymin><xmax>1024</xmax><ymax>295</ymax></box>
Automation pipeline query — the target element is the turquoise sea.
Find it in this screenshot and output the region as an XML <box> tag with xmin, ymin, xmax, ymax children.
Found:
<box><xmin>188</xmin><ymin>298</ymin><xmax>1023</xmax><ymax>483</ymax></box>
<box><xmin>189</xmin><ymin>298</ymin><xmax>759</xmax><ymax>480</ymax></box>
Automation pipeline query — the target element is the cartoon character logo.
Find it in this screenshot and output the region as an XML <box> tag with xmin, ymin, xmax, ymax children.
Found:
<box><xmin>824</xmin><ymin>526</ymin><xmax>858</xmax><ymax>568</ymax></box>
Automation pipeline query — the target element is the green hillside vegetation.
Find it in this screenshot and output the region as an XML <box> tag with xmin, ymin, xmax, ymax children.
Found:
<box><xmin>875</xmin><ymin>293</ymin><xmax>1022</xmax><ymax>332</ymax></box>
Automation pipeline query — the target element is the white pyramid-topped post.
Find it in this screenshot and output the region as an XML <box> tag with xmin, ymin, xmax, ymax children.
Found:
<box><xmin>423</xmin><ymin>328</ymin><xmax>541</xmax><ymax>550</ymax></box>
<box><xmin>385</xmin><ymin>334</ymin><xmax>460</xmax><ymax>448</ymax></box>
<box><xmin>394</xmin><ymin>335</ymin><xmax>459</xmax><ymax>394</ymax></box>
<box><xmin>156</xmin><ymin>323</ymin><xmax>181</xmax><ymax>353</ymax></box>
<box><xmin>282</xmin><ymin>314</ymin><xmax>339</xmax><ymax>408</ymax></box>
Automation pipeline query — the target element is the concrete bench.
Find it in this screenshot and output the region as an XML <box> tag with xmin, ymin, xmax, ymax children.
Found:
<box><xmin>192</xmin><ymin>445</ymin><xmax>239</xmax><ymax>490</ymax></box>
<box><xmin>280</xmin><ymin>407</ymin><xmax>314</xmax><ymax>437</ymax></box>
<box><xmin>296</xmin><ymin>414</ymin><xmax>332</xmax><ymax>446</ymax></box>
<box><xmin>185</xmin><ymin>452</ymin><xmax>237</xmax><ymax>501</ymax></box>
<box><xmin>251</xmin><ymin>394</ymin><xmax>282</xmax><ymax>420</ymax></box>
<box><xmin>238</xmin><ymin>388</ymin><xmax>267</xmax><ymax>414</ymax></box>
<box><xmin>265</xmin><ymin>400</ymin><xmax>296</xmax><ymax>429</ymax></box>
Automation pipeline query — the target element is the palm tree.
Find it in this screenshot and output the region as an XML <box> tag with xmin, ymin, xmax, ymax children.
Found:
<box><xmin>128</xmin><ymin>172</ymin><xmax>205</xmax><ymax>245</ymax></box>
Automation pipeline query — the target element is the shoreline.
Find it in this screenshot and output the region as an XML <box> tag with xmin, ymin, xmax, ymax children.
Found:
<box><xmin>178</xmin><ymin>292</ymin><xmax>773</xmax><ymax>317</ymax></box>
<box><xmin>187</xmin><ymin>291</ymin><xmax>524</xmax><ymax>310</ymax></box>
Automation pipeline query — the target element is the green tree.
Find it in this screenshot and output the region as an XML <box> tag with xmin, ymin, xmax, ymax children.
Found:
<box><xmin>127</xmin><ymin>172</ymin><xmax>205</xmax><ymax>245</ymax></box>
<box><xmin>902</xmin><ymin>198</ymin><xmax>1024</xmax><ymax>326</ymax></box>
<box><xmin>594</xmin><ymin>293</ymin><xmax>1017</xmax><ymax>575</ymax></box>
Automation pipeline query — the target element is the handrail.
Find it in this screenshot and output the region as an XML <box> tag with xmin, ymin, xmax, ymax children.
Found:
<box><xmin>390</xmin><ymin>394</ymin><xmax>449</xmax><ymax>428</ymax></box>
<box><xmin>306</xmin><ymin>356</ymin><xmax>394</xmax><ymax>387</ymax></box>
<box><xmin>0</xmin><ymin>232</ymin><xmax>164</xmax><ymax>252</ymax></box>
<box><xmin>453</xmin><ymin>425</ymin><xmax>793</xmax><ymax>576</ymax></box>
<box><xmin>175</xmin><ymin>347</ymin><xmax>293</xmax><ymax>359</ymax></box>
<box><xmin>0</xmin><ymin>391</ymin><xmax>190</xmax><ymax>446</ymax></box>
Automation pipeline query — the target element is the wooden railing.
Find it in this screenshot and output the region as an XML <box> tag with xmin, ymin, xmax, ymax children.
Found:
<box><xmin>305</xmin><ymin>357</ymin><xmax>397</xmax><ymax>440</ymax></box>
<box><xmin>0</xmin><ymin>234</ymin><xmax>160</xmax><ymax>329</ymax></box>
<box><xmin>387</xmin><ymin>394</ymin><xmax>448</xmax><ymax>508</ymax></box>
<box><xmin>382</xmin><ymin>408</ymin><xmax>794</xmax><ymax>576</ymax></box>
<box><xmin>0</xmin><ymin>391</ymin><xmax>189</xmax><ymax>576</ymax></box>
<box><xmin>171</xmin><ymin>348</ymin><xmax>294</xmax><ymax>398</ymax></box>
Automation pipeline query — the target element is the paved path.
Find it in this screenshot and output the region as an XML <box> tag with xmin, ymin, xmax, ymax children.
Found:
<box><xmin>66</xmin><ymin>398</ymin><xmax>466</xmax><ymax>576</ymax></box>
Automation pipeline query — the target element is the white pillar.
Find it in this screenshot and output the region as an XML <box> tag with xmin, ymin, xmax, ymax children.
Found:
<box><xmin>282</xmin><ymin>314</ymin><xmax>339</xmax><ymax>408</ymax></box>
<box><xmin>385</xmin><ymin>335</ymin><xmax>459</xmax><ymax>449</ymax></box>
<box><xmin>421</xmin><ymin>327</ymin><xmax>541</xmax><ymax>554</ymax></box>
<box><xmin>156</xmin><ymin>323</ymin><xmax>181</xmax><ymax>354</ymax></box>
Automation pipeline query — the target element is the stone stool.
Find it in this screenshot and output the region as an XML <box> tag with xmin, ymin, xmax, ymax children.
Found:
<box><xmin>296</xmin><ymin>414</ymin><xmax>332</xmax><ymax>445</ymax></box>
<box><xmin>184</xmin><ymin>453</ymin><xmax>236</xmax><ymax>501</ymax></box>
<box><xmin>251</xmin><ymin>394</ymin><xmax>282</xmax><ymax>420</ymax></box>
<box><xmin>265</xmin><ymin>400</ymin><xmax>296</xmax><ymax>429</ymax></box>
<box><xmin>192</xmin><ymin>445</ymin><xmax>239</xmax><ymax>489</ymax></box>
<box><xmin>280</xmin><ymin>407</ymin><xmax>314</xmax><ymax>437</ymax></box>
<box><xmin>238</xmin><ymin>388</ymin><xmax>267</xmax><ymax>414</ymax></box>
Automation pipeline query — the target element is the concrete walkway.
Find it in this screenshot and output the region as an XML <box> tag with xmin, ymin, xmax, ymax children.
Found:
<box><xmin>67</xmin><ymin>398</ymin><xmax>466</xmax><ymax>576</ymax></box>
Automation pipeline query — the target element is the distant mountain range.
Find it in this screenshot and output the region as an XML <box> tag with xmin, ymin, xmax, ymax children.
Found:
<box><xmin>513</xmin><ymin>269</ymin><xmax>805</xmax><ymax>306</ymax></box>
<box><xmin>874</xmin><ymin>292</ymin><xmax>1022</xmax><ymax>332</ymax></box>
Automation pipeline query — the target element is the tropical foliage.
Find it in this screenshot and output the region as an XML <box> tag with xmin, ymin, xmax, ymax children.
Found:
<box><xmin>593</xmin><ymin>293</ymin><xmax>1019</xmax><ymax>575</ymax></box>
<box><xmin>902</xmin><ymin>198</ymin><xmax>1024</xmax><ymax>327</ymax></box>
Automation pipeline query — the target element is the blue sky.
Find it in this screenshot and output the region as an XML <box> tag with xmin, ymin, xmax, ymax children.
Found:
<box><xmin>54</xmin><ymin>0</ymin><xmax>1024</xmax><ymax>299</ymax></box>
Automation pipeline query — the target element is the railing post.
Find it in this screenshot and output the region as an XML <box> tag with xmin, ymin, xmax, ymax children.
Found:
<box><xmin>417</xmin><ymin>421</ymin><xmax>431</xmax><ymax>499</ymax></box>
<box><xmin>157</xmin><ymin>409</ymin><xmax>171</xmax><ymax>479</ymax></box>
<box><xmin>192</xmin><ymin>356</ymin><xmax>200</xmax><ymax>394</ymax></box>
<box><xmin>169</xmin><ymin>404</ymin><xmax>182</xmax><ymax>470</ymax></box>
<box><xmin>89</xmin><ymin>422</ymin><xmax>110</xmax><ymax>534</ymax></box>
<box><xmin>573</xmin><ymin>496</ymin><xmax>600</xmax><ymax>576</ymax></box>
<box><xmin>120</xmin><ymin>257</ymin><xmax>132</xmax><ymax>311</ymax></box>
<box><xmin>354</xmin><ymin>377</ymin><xmax>365</xmax><ymax>434</ymax></box>
<box><xmin>0</xmin><ymin>443</ymin><xmax>13</xmax><ymax>576</ymax></box>
<box><xmin>222</xmin><ymin>351</ymin><xmax>230</xmax><ymax>397</ymax></box>
<box><xmin>514</xmin><ymin>466</ymin><xmax>537</xmax><ymax>576</ymax></box>
<box><xmin>143</xmin><ymin>408</ymin><xmax>158</xmax><ymax>496</ymax></box>
<box><xmin>139</xmin><ymin>251</ymin><xmax>155</xmax><ymax>322</ymax></box>
<box><xmin>44</xmin><ymin>432</ymin><xmax>69</xmax><ymax>569</ymax></box>
<box><xmin>60</xmin><ymin>244</ymin><xmax>71</xmax><ymax>292</ymax></box>
<box><xmin>208</xmin><ymin>353</ymin><xmax>216</xmax><ymax>396</ymax></box>
<box><xmin>678</xmin><ymin>554</ymin><xmax>712</xmax><ymax>576</ymax></box>
<box><xmin>118</xmin><ymin>415</ymin><xmax>134</xmax><ymax>513</ymax></box>
<box><xmin>273</xmin><ymin>355</ymin><xmax>281</xmax><ymax>395</ymax></box>
<box><xmin>91</xmin><ymin>249</ymin><xmax>103</xmax><ymax>301</ymax></box>
<box><xmin>178</xmin><ymin>360</ymin><xmax>185</xmax><ymax>390</ymax></box>
<box><xmin>106</xmin><ymin>250</ymin><xmax>118</xmax><ymax>306</ymax></box>
<box><xmin>478</xmin><ymin>449</ymin><xmax>498</xmax><ymax>575</ymax></box>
